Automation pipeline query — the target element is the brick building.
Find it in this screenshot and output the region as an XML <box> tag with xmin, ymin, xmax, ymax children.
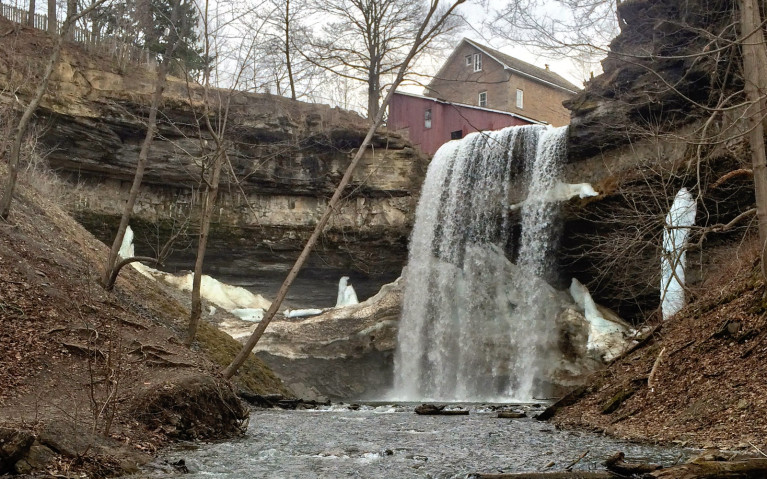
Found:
<box><xmin>424</xmin><ymin>38</ymin><xmax>579</xmax><ymax>127</ymax></box>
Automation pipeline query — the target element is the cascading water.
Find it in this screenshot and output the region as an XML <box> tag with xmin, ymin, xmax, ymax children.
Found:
<box><xmin>392</xmin><ymin>124</ymin><xmax>568</xmax><ymax>402</ymax></box>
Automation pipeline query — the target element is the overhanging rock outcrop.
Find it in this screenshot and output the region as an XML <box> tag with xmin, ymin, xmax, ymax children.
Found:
<box><xmin>557</xmin><ymin>0</ymin><xmax>754</xmax><ymax>322</ymax></box>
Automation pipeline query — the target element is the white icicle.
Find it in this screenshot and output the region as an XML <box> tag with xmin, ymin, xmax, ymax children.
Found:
<box><xmin>335</xmin><ymin>276</ymin><xmax>359</xmax><ymax>307</ymax></box>
<box><xmin>661</xmin><ymin>187</ymin><xmax>696</xmax><ymax>320</ymax></box>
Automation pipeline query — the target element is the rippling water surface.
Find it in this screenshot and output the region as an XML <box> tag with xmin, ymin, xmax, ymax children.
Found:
<box><xmin>142</xmin><ymin>404</ymin><xmax>688</xmax><ymax>478</ymax></box>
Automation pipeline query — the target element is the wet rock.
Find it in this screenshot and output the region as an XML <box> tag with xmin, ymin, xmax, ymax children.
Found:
<box><xmin>22</xmin><ymin>442</ymin><xmax>56</xmax><ymax>470</ymax></box>
<box><xmin>251</xmin><ymin>278</ymin><xmax>403</xmax><ymax>400</ymax></box>
<box><xmin>497</xmin><ymin>411</ymin><xmax>527</xmax><ymax>419</ymax></box>
<box><xmin>0</xmin><ymin>427</ymin><xmax>34</xmax><ymax>474</ymax></box>
<box><xmin>171</xmin><ymin>459</ymin><xmax>189</xmax><ymax>473</ymax></box>
<box><xmin>414</xmin><ymin>404</ymin><xmax>469</xmax><ymax>416</ymax></box>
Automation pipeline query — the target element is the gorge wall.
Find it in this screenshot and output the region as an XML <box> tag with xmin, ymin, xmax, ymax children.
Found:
<box><xmin>0</xmin><ymin>19</ymin><xmax>426</xmax><ymax>300</ymax></box>
<box><xmin>555</xmin><ymin>0</ymin><xmax>755</xmax><ymax>322</ymax></box>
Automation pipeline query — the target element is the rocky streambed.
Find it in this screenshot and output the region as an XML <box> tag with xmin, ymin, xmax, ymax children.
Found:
<box><xmin>139</xmin><ymin>404</ymin><xmax>690</xmax><ymax>478</ymax></box>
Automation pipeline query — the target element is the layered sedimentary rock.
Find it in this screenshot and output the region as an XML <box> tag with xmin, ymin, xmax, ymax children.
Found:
<box><xmin>0</xmin><ymin>25</ymin><xmax>426</xmax><ymax>282</ymax></box>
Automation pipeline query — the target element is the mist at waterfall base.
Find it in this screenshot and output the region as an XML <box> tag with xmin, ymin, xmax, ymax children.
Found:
<box><xmin>392</xmin><ymin>125</ymin><xmax>569</xmax><ymax>403</ymax></box>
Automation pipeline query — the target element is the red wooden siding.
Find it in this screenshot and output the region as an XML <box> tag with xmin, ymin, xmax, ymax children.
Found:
<box><xmin>388</xmin><ymin>92</ymin><xmax>536</xmax><ymax>156</ymax></box>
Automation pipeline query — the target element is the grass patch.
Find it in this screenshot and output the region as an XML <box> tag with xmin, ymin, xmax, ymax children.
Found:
<box><xmin>196</xmin><ymin>322</ymin><xmax>293</xmax><ymax>397</ymax></box>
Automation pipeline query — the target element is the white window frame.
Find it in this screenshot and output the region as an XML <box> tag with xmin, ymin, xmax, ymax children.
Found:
<box><xmin>465</xmin><ymin>55</ymin><xmax>472</xmax><ymax>66</ymax></box>
<box><xmin>473</xmin><ymin>53</ymin><xmax>482</xmax><ymax>72</ymax></box>
<box><xmin>424</xmin><ymin>108</ymin><xmax>432</xmax><ymax>129</ymax></box>
<box><xmin>516</xmin><ymin>88</ymin><xmax>524</xmax><ymax>109</ymax></box>
<box><xmin>478</xmin><ymin>91</ymin><xmax>487</xmax><ymax>108</ymax></box>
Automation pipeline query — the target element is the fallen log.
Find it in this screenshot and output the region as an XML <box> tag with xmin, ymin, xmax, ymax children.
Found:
<box><xmin>470</xmin><ymin>472</ymin><xmax>616</xmax><ymax>478</ymax></box>
<box><xmin>604</xmin><ymin>452</ymin><xmax>661</xmax><ymax>475</ymax></box>
<box><xmin>535</xmin><ymin>386</ymin><xmax>587</xmax><ymax>421</ymax></box>
<box><xmin>647</xmin><ymin>458</ymin><xmax>767</xmax><ymax>478</ymax></box>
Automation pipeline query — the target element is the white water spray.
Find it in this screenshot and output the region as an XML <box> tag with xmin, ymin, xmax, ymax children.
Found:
<box><xmin>392</xmin><ymin>125</ymin><xmax>569</xmax><ymax>402</ymax></box>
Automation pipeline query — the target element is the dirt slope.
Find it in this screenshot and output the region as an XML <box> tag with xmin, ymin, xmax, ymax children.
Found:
<box><xmin>0</xmin><ymin>166</ymin><xmax>290</xmax><ymax>476</ymax></box>
<box><xmin>553</xmin><ymin>237</ymin><xmax>767</xmax><ymax>451</ymax></box>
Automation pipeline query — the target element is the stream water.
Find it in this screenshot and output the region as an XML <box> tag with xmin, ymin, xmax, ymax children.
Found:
<box><xmin>141</xmin><ymin>404</ymin><xmax>689</xmax><ymax>478</ymax></box>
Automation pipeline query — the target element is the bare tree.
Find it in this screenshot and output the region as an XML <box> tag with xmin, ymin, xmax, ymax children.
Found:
<box><xmin>100</xmin><ymin>0</ymin><xmax>184</xmax><ymax>287</ymax></box>
<box><xmin>260</xmin><ymin>0</ymin><xmax>307</xmax><ymax>99</ymax></box>
<box><xmin>0</xmin><ymin>0</ymin><xmax>111</xmax><ymax>220</ymax></box>
<box><xmin>487</xmin><ymin>0</ymin><xmax>619</xmax><ymax>77</ymax></box>
<box><xmin>737</xmin><ymin>0</ymin><xmax>767</xmax><ymax>245</ymax></box>
<box><xmin>222</xmin><ymin>0</ymin><xmax>468</xmax><ymax>379</ymax></box>
<box><xmin>27</xmin><ymin>0</ymin><xmax>35</xmax><ymax>27</ymax></box>
<box><xmin>47</xmin><ymin>0</ymin><xmax>56</xmax><ymax>33</ymax></box>
<box><xmin>184</xmin><ymin>0</ymin><xmax>271</xmax><ymax>345</ymax></box>
<box><xmin>306</xmin><ymin>0</ymin><xmax>462</xmax><ymax>119</ymax></box>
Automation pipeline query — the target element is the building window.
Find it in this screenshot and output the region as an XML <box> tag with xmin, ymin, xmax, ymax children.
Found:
<box><xmin>478</xmin><ymin>91</ymin><xmax>487</xmax><ymax>108</ymax></box>
<box><xmin>451</xmin><ymin>130</ymin><xmax>463</xmax><ymax>140</ymax></box>
<box><xmin>465</xmin><ymin>55</ymin><xmax>472</xmax><ymax>66</ymax></box>
<box><xmin>473</xmin><ymin>53</ymin><xmax>482</xmax><ymax>72</ymax></box>
<box><xmin>424</xmin><ymin>108</ymin><xmax>432</xmax><ymax>129</ymax></box>
<box><xmin>516</xmin><ymin>88</ymin><xmax>524</xmax><ymax>109</ymax></box>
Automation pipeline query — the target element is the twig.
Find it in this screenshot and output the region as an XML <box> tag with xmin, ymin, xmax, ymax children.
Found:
<box><xmin>749</xmin><ymin>441</ymin><xmax>767</xmax><ymax>458</ymax></box>
<box><xmin>648</xmin><ymin>347</ymin><xmax>666</xmax><ymax>392</ymax></box>
<box><xmin>711</xmin><ymin>168</ymin><xmax>753</xmax><ymax>189</ymax></box>
<box><xmin>565</xmin><ymin>450</ymin><xmax>589</xmax><ymax>471</ymax></box>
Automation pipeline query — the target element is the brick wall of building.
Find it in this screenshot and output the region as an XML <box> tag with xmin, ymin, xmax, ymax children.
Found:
<box><xmin>424</xmin><ymin>43</ymin><xmax>574</xmax><ymax>126</ymax></box>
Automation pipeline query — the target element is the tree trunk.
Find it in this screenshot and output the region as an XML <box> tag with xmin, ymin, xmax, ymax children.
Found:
<box><xmin>65</xmin><ymin>0</ymin><xmax>75</xmax><ymax>40</ymax></box>
<box><xmin>185</xmin><ymin>149</ymin><xmax>225</xmax><ymax>346</ymax></box>
<box><xmin>0</xmin><ymin>33</ymin><xmax>64</xmax><ymax>219</ymax></box>
<box><xmin>27</xmin><ymin>0</ymin><xmax>36</xmax><ymax>27</ymax></box>
<box><xmin>738</xmin><ymin>0</ymin><xmax>767</xmax><ymax>245</ymax></box>
<box><xmin>367</xmin><ymin>63</ymin><xmax>380</xmax><ymax>120</ymax></box>
<box><xmin>47</xmin><ymin>0</ymin><xmax>55</xmax><ymax>34</ymax></box>
<box><xmin>100</xmin><ymin>0</ymin><xmax>181</xmax><ymax>288</ymax></box>
<box><xmin>284</xmin><ymin>0</ymin><xmax>296</xmax><ymax>100</ymax></box>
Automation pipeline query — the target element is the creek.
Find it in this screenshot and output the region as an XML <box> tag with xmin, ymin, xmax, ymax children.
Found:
<box><xmin>141</xmin><ymin>404</ymin><xmax>689</xmax><ymax>478</ymax></box>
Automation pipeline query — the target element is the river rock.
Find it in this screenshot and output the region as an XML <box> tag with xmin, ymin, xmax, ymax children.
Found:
<box><xmin>497</xmin><ymin>411</ymin><xmax>527</xmax><ymax>419</ymax></box>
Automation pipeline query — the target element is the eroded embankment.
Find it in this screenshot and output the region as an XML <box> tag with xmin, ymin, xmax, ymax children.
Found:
<box><xmin>551</xmin><ymin>236</ymin><xmax>767</xmax><ymax>450</ymax></box>
<box><xmin>0</xmin><ymin>165</ymin><xmax>291</xmax><ymax>477</ymax></box>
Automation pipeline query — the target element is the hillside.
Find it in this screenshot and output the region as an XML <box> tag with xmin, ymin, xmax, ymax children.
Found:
<box><xmin>0</xmin><ymin>162</ymin><xmax>291</xmax><ymax>476</ymax></box>
<box><xmin>551</xmin><ymin>235</ymin><xmax>767</xmax><ymax>450</ymax></box>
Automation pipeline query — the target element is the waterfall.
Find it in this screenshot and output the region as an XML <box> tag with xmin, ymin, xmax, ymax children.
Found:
<box><xmin>392</xmin><ymin>125</ymin><xmax>568</xmax><ymax>402</ymax></box>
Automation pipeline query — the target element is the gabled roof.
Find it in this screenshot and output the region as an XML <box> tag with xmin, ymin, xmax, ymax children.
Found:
<box><xmin>430</xmin><ymin>38</ymin><xmax>581</xmax><ymax>94</ymax></box>
<box><xmin>392</xmin><ymin>91</ymin><xmax>545</xmax><ymax>124</ymax></box>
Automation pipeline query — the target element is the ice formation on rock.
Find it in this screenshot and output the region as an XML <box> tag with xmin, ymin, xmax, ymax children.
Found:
<box><xmin>661</xmin><ymin>188</ymin><xmax>696</xmax><ymax>319</ymax></box>
<box><xmin>569</xmin><ymin>278</ymin><xmax>630</xmax><ymax>361</ymax></box>
<box><xmin>335</xmin><ymin>276</ymin><xmax>359</xmax><ymax>307</ymax></box>
<box><xmin>231</xmin><ymin>308</ymin><xmax>265</xmax><ymax>322</ymax></box>
<box><xmin>509</xmin><ymin>182</ymin><xmax>599</xmax><ymax>211</ymax></box>
<box><xmin>284</xmin><ymin>308</ymin><xmax>325</xmax><ymax>318</ymax></box>
<box><xmin>117</xmin><ymin>226</ymin><xmax>153</xmax><ymax>277</ymax></box>
<box><xmin>118</xmin><ymin>225</ymin><xmax>272</xmax><ymax>314</ymax></box>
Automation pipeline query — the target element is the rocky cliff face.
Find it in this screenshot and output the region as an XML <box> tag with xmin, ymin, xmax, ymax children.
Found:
<box><xmin>558</xmin><ymin>0</ymin><xmax>754</xmax><ymax>322</ymax></box>
<box><xmin>565</xmin><ymin>0</ymin><xmax>736</xmax><ymax>160</ymax></box>
<box><xmin>0</xmin><ymin>21</ymin><xmax>426</xmax><ymax>288</ymax></box>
